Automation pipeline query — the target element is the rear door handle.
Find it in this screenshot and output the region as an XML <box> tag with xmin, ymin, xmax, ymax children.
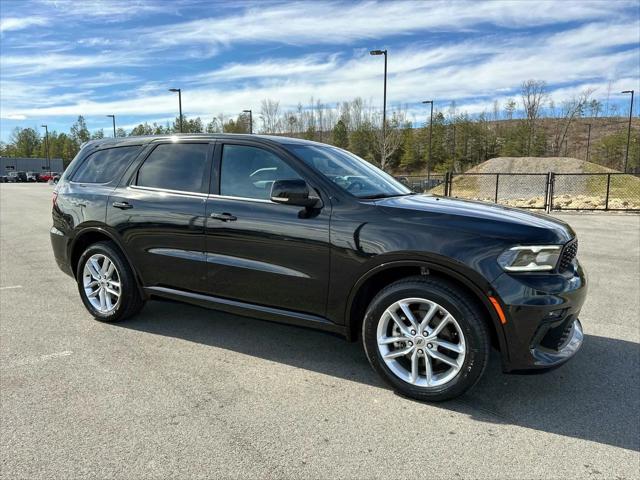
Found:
<box><xmin>112</xmin><ymin>201</ymin><xmax>133</xmax><ymax>210</ymax></box>
<box><xmin>210</xmin><ymin>212</ymin><xmax>237</xmax><ymax>222</ymax></box>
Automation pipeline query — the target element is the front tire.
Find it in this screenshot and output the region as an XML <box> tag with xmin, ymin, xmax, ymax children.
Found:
<box><xmin>76</xmin><ymin>241</ymin><xmax>144</xmax><ymax>322</ymax></box>
<box><xmin>362</xmin><ymin>276</ymin><xmax>490</xmax><ymax>402</ymax></box>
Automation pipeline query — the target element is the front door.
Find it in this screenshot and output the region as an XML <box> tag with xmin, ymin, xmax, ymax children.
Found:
<box><xmin>107</xmin><ymin>141</ymin><xmax>213</xmax><ymax>293</ymax></box>
<box><xmin>205</xmin><ymin>142</ymin><xmax>330</xmax><ymax>317</ymax></box>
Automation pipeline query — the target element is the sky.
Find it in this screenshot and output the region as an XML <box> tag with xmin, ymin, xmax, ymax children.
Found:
<box><xmin>0</xmin><ymin>0</ymin><xmax>639</xmax><ymax>140</ymax></box>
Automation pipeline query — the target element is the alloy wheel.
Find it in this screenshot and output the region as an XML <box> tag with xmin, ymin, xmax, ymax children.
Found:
<box><xmin>376</xmin><ymin>297</ymin><xmax>466</xmax><ymax>387</ymax></box>
<box><xmin>82</xmin><ymin>253</ymin><xmax>121</xmax><ymax>313</ymax></box>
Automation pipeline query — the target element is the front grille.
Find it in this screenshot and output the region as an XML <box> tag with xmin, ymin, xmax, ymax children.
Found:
<box><xmin>558</xmin><ymin>239</ymin><xmax>578</xmax><ymax>272</ymax></box>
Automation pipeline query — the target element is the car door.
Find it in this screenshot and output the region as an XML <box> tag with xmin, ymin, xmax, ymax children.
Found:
<box><xmin>205</xmin><ymin>141</ymin><xmax>331</xmax><ymax>317</ymax></box>
<box><xmin>107</xmin><ymin>141</ymin><xmax>213</xmax><ymax>293</ymax></box>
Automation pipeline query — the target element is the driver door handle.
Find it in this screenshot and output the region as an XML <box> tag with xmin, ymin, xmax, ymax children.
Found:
<box><xmin>112</xmin><ymin>201</ymin><xmax>133</xmax><ymax>210</ymax></box>
<box><xmin>210</xmin><ymin>212</ymin><xmax>237</xmax><ymax>222</ymax></box>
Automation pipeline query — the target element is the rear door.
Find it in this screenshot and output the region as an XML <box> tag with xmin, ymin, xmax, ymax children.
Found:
<box><xmin>59</xmin><ymin>145</ymin><xmax>143</xmax><ymax>234</ymax></box>
<box><xmin>204</xmin><ymin>141</ymin><xmax>331</xmax><ymax>317</ymax></box>
<box><xmin>107</xmin><ymin>141</ymin><xmax>213</xmax><ymax>293</ymax></box>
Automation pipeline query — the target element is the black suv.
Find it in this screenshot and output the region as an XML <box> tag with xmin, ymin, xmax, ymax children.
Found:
<box><xmin>51</xmin><ymin>134</ymin><xmax>586</xmax><ymax>401</ymax></box>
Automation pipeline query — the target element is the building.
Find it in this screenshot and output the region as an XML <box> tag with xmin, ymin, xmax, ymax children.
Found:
<box><xmin>1</xmin><ymin>157</ymin><xmax>65</xmax><ymax>173</ymax></box>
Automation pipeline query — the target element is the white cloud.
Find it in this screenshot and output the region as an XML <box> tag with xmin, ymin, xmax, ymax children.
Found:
<box><xmin>142</xmin><ymin>0</ymin><xmax>632</xmax><ymax>52</ymax></box>
<box><xmin>0</xmin><ymin>52</ymin><xmax>141</xmax><ymax>77</ymax></box>
<box><xmin>0</xmin><ymin>1</ymin><xmax>637</xmax><ymax>132</ymax></box>
<box><xmin>0</xmin><ymin>16</ymin><xmax>48</xmax><ymax>33</ymax></box>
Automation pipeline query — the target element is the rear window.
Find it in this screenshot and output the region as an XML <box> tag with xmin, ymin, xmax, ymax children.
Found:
<box><xmin>72</xmin><ymin>146</ymin><xmax>141</xmax><ymax>184</ymax></box>
<box><xmin>136</xmin><ymin>143</ymin><xmax>209</xmax><ymax>193</ymax></box>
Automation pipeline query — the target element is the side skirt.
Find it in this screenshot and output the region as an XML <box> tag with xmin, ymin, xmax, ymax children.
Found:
<box><xmin>144</xmin><ymin>286</ymin><xmax>346</xmax><ymax>336</ymax></box>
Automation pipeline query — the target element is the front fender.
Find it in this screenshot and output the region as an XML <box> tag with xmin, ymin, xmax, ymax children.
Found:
<box><xmin>344</xmin><ymin>254</ymin><xmax>511</xmax><ymax>365</ymax></box>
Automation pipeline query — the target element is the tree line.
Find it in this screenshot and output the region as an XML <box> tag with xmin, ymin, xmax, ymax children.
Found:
<box><xmin>1</xmin><ymin>80</ymin><xmax>637</xmax><ymax>172</ymax></box>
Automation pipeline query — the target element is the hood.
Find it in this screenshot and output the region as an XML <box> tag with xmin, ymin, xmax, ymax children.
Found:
<box><xmin>374</xmin><ymin>194</ymin><xmax>575</xmax><ymax>243</ymax></box>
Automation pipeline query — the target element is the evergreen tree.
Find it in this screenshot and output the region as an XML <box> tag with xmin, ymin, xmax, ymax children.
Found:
<box><xmin>332</xmin><ymin>119</ymin><xmax>349</xmax><ymax>148</ymax></box>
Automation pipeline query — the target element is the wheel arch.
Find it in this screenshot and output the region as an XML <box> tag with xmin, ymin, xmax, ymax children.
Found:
<box><xmin>345</xmin><ymin>259</ymin><xmax>509</xmax><ymax>361</ymax></box>
<box><xmin>69</xmin><ymin>227</ymin><xmax>145</xmax><ymax>297</ymax></box>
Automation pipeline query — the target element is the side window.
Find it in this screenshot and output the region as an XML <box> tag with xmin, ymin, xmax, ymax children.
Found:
<box><xmin>72</xmin><ymin>146</ymin><xmax>140</xmax><ymax>184</ymax></box>
<box><xmin>136</xmin><ymin>143</ymin><xmax>209</xmax><ymax>193</ymax></box>
<box><xmin>220</xmin><ymin>145</ymin><xmax>301</xmax><ymax>200</ymax></box>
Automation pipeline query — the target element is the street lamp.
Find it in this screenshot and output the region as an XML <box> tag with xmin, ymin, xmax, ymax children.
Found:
<box><xmin>242</xmin><ymin>109</ymin><xmax>253</xmax><ymax>134</ymax></box>
<box><xmin>169</xmin><ymin>88</ymin><xmax>183</xmax><ymax>133</ymax></box>
<box><xmin>40</xmin><ymin>124</ymin><xmax>50</xmax><ymax>174</ymax></box>
<box><xmin>370</xmin><ymin>49</ymin><xmax>388</xmax><ymax>163</ymax></box>
<box><xmin>585</xmin><ymin>123</ymin><xmax>592</xmax><ymax>162</ymax></box>
<box><xmin>621</xmin><ymin>90</ymin><xmax>634</xmax><ymax>172</ymax></box>
<box><xmin>106</xmin><ymin>115</ymin><xmax>116</xmax><ymax>137</ymax></box>
<box><xmin>422</xmin><ymin>100</ymin><xmax>434</xmax><ymax>182</ymax></box>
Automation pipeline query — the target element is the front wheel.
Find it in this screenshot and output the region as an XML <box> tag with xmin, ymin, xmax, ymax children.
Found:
<box><xmin>362</xmin><ymin>276</ymin><xmax>490</xmax><ymax>402</ymax></box>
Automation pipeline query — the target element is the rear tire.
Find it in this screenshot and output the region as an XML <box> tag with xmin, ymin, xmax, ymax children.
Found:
<box><xmin>362</xmin><ymin>276</ymin><xmax>490</xmax><ymax>401</ymax></box>
<box><xmin>76</xmin><ymin>241</ymin><xmax>144</xmax><ymax>322</ymax></box>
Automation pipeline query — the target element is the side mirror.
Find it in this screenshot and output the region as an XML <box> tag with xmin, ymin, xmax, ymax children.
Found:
<box><xmin>271</xmin><ymin>179</ymin><xmax>322</xmax><ymax>208</ymax></box>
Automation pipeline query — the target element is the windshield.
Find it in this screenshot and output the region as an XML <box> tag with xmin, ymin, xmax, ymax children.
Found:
<box><xmin>286</xmin><ymin>144</ymin><xmax>412</xmax><ymax>199</ymax></box>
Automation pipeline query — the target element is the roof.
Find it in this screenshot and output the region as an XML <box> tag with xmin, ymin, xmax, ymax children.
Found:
<box><xmin>83</xmin><ymin>133</ymin><xmax>329</xmax><ymax>149</ymax></box>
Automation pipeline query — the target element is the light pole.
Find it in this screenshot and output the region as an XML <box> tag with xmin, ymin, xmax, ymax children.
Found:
<box><xmin>169</xmin><ymin>88</ymin><xmax>183</xmax><ymax>133</ymax></box>
<box><xmin>370</xmin><ymin>49</ymin><xmax>387</xmax><ymax>163</ymax></box>
<box><xmin>622</xmin><ymin>90</ymin><xmax>634</xmax><ymax>172</ymax></box>
<box><xmin>40</xmin><ymin>124</ymin><xmax>50</xmax><ymax>174</ymax></box>
<box><xmin>422</xmin><ymin>100</ymin><xmax>434</xmax><ymax>182</ymax></box>
<box><xmin>106</xmin><ymin>115</ymin><xmax>116</xmax><ymax>137</ymax></box>
<box><xmin>243</xmin><ymin>109</ymin><xmax>253</xmax><ymax>134</ymax></box>
<box><xmin>585</xmin><ymin>123</ymin><xmax>591</xmax><ymax>162</ymax></box>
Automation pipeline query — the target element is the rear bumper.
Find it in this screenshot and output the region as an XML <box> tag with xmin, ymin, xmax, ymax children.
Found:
<box><xmin>491</xmin><ymin>260</ymin><xmax>587</xmax><ymax>371</ymax></box>
<box><xmin>50</xmin><ymin>226</ymin><xmax>74</xmax><ymax>277</ymax></box>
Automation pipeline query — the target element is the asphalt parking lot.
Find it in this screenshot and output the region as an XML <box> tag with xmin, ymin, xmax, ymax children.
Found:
<box><xmin>1</xmin><ymin>183</ymin><xmax>639</xmax><ymax>479</ymax></box>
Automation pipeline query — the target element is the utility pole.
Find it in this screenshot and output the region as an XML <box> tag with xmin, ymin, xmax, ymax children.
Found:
<box><xmin>106</xmin><ymin>115</ymin><xmax>116</xmax><ymax>137</ymax></box>
<box><xmin>41</xmin><ymin>125</ymin><xmax>50</xmax><ymax>174</ymax></box>
<box><xmin>622</xmin><ymin>90</ymin><xmax>634</xmax><ymax>172</ymax></box>
<box><xmin>585</xmin><ymin>123</ymin><xmax>592</xmax><ymax>162</ymax></box>
<box><xmin>243</xmin><ymin>110</ymin><xmax>253</xmax><ymax>134</ymax></box>
<box><xmin>169</xmin><ymin>88</ymin><xmax>183</xmax><ymax>133</ymax></box>
<box><xmin>422</xmin><ymin>100</ymin><xmax>434</xmax><ymax>182</ymax></box>
<box><xmin>370</xmin><ymin>49</ymin><xmax>388</xmax><ymax>165</ymax></box>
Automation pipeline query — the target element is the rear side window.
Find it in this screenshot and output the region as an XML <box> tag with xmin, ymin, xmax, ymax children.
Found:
<box><xmin>136</xmin><ymin>143</ymin><xmax>209</xmax><ymax>193</ymax></box>
<box><xmin>72</xmin><ymin>146</ymin><xmax>140</xmax><ymax>184</ymax></box>
<box><xmin>220</xmin><ymin>145</ymin><xmax>301</xmax><ymax>200</ymax></box>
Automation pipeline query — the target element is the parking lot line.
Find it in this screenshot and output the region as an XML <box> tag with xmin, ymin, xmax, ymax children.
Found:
<box><xmin>0</xmin><ymin>285</ymin><xmax>23</xmax><ymax>290</ymax></box>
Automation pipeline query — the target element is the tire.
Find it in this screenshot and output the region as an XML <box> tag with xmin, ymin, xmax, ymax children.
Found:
<box><xmin>362</xmin><ymin>276</ymin><xmax>490</xmax><ymax>402</ymax></box>
<box><xmin>76</xmin><ymin>241</ymin><xmax>144</xmax><ymax>322</ymax></box>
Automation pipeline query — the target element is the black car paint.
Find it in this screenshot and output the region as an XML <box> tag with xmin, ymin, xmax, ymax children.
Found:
<box><xmin>51</xmin><ymin>134</ymin><xmax>586</xmax><ymax>372</ymax></box>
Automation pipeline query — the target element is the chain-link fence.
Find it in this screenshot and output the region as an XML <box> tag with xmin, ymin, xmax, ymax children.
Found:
<box><xmin>398</xmin><ymin>172</ymin><xmax>640</xmax><ymax>211</ymax></box>
<box><xmin>551</xmin><ymin>173</ymin><xmax>640</xmax><ymax>211</ymax></box>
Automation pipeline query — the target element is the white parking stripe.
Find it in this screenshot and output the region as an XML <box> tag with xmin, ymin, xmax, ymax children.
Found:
<box><xmin>0</xmin><ymin>285</ymin><xmax>23</xmax><ymax>290</ymax></box>
<box><xmin>3</xmin><ymin>350</ymin><xmax>73</xmax><ymax>368</ymax></box>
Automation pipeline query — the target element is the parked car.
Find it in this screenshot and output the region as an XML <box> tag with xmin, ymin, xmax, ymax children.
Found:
<box><xmin>51</xmin><ymin>135</ymin><xmax>586</xmax><ymax>401</ymax></box>
<box><xmin>26</xmin><ymin>171</ymin><xmax>40</xmax><ymax>182</ymax></box>
<box><xmin>7</xmin><ymin>171</ymin><xmax>27</xmax><ymax>182</ymax></box>
<box><xmin>39</xmin><ymin>171</ymin><xmax>57</xmax><ymax>182</ymax></box>
<box><xmin>0</xmin><ymin>174</ymin><xmax>8</xmax><ymax>183</ymax></box>
<box><xmin>52</xmin><ymin>173</ymin><xmax>61</xmax><ymax>184</ymax></box>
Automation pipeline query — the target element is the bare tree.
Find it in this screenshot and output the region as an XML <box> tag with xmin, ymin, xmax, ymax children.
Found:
<box><xmin>373</xmin><ymin>109</ymin><xmax>406</xmax><ymax>171</ymax></box>
<box><xmin>521</xmin><ymin>80</ymin><xmax>548</xmax><ymax>154</ymax></box>
<box><xmin>259</xmin><ymin>99</ymin><xmax>281</xmax><ymax>134</ymax></box>
<box><xmin>553</xmin><ymin>88</ymin><xmax>595</xmax><ymax>156</ymax></box>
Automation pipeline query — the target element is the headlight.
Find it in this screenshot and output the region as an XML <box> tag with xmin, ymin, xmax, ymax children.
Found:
<box><xmin>497</xmin><ymin>245</ymin><xmax>561</xmax><ymax>272</ymax></box>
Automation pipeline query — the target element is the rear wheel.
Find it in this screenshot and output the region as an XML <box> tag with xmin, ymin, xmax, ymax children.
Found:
<box><xmin>362</xmin><ymin>276</ymin><xmax>490</xmax><ymax>401</ymax></box>
<box><xmin>76</xmin><ymin>241</ymin><xmax>144</xmax><ymax>322</ymax></box>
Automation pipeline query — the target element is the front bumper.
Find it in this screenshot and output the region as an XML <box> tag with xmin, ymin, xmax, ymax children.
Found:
<box><xmin>491</xmin><ymin>260</ymin><xmax>587</xmax><ymax>371</ymax></box>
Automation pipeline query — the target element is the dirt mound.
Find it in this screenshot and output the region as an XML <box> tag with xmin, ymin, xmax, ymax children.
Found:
<box><xmin>467</xmin><ymin>157</ymin><xmax>619</xmax><ymax>174</ymax></box>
